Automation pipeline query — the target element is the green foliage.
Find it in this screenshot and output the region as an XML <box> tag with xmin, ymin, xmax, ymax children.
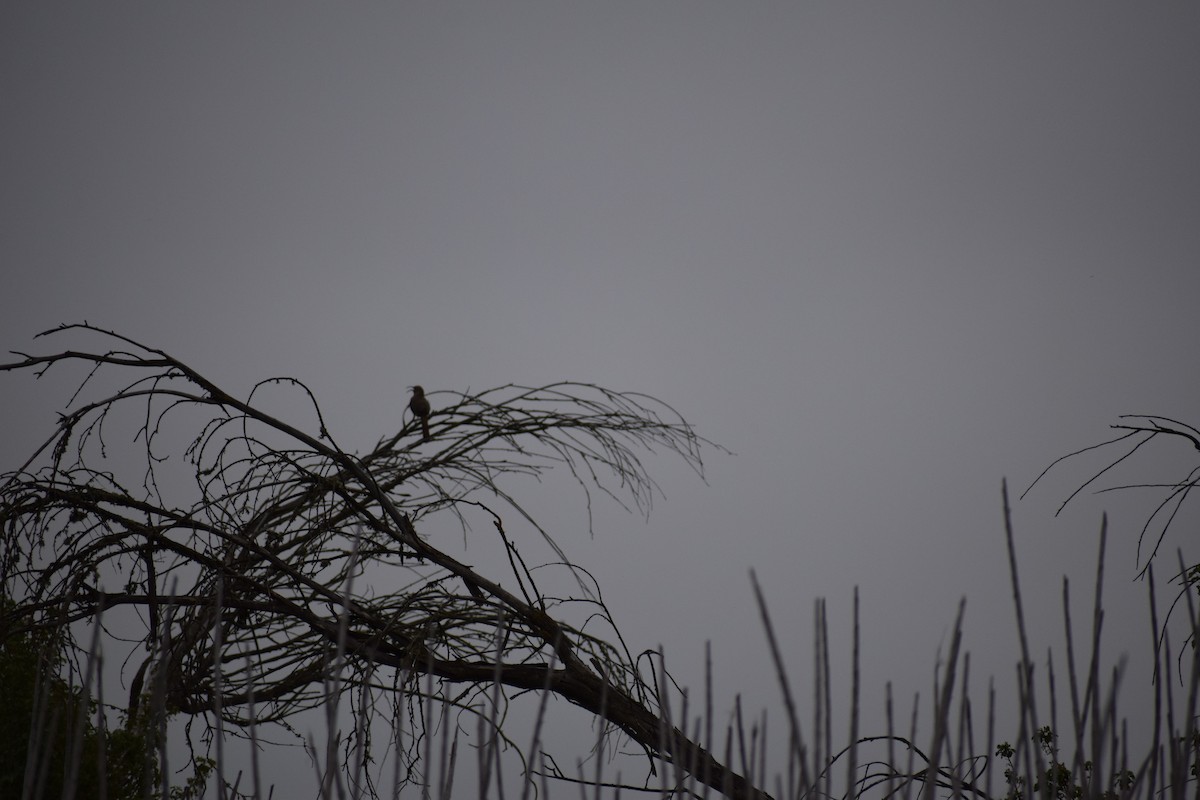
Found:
<box><xmin>170</xmin><ymin>755</ymin><xmax>216</xmax><ymax>800</ymax></box>
<box><xmin>0</xmin><ymin>610</ymin><xmax>162</xmax><ymax>800</ymax></box>
<box><xmin>996</xmin><ymin>727</ymin><xmax>1136</xmax><ymax>800</ymax></box>
<box><xmin>1181</xmin><ymin>732</ymin><xmax>1200</xmax><ymax>779</ymax></box>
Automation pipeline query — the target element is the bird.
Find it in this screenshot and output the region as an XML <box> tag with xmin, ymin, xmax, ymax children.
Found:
<box><xmin>408</xmin><ymin>385</ymin><xmax>431</xmax><ymax>440</ymax></box>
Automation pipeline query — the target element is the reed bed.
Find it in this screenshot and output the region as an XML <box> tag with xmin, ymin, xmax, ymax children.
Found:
<box><xmin>7</xmin><ymin>487</ymin><xmax>1197</xmax><ymax>800</ymax></box>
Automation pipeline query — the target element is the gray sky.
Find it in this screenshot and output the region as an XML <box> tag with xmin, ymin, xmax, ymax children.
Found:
<box><xmin>3</xmin><ymin>3</ymin><xmax>1199</xmax><ymax>794</ymax></box>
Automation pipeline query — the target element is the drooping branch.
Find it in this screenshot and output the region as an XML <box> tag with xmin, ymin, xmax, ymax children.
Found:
<box><xmin>0</xmin><ymin>322</ymin><xmax>760</xmax><ymax>799</ymax></box>
<box><xmin>1022</xmin><ymin>413</ymin><xmax>1200</xmax><ymax>654</ymax></box>
<box><xmin>1022</xmin><ymin>414</ymin><xmax>1200</xmax><ymax>576</ymax></box>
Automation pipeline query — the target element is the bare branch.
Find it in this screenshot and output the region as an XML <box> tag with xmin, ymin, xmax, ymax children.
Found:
<box><xmin>0</xmin><ymin>323</ymin><xmax>756</xmax><ymax>800</ymax></box>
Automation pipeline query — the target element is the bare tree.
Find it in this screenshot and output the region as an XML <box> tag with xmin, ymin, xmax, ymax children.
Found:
<box><xmin>0</xmin><ymin>323</ymin><xmax>763</xmax><ymax>799</ymax></box>
<box><xmin>1022</xmin><ymin>414</ymin><xmax>1200</xmax><ymax>640</ymax></box>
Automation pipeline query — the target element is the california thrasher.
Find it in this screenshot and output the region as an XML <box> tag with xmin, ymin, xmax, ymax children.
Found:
<box><xmin>408</xmin><ymin>385</ymin><xmax>431</xmax><ymax>440</ymax></box>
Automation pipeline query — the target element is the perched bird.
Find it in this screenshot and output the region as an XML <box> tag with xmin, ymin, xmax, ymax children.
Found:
<box><xmin>408</xmin><ymin>385</ymin><xmax>431</xmax><ymax>440</ymax></box>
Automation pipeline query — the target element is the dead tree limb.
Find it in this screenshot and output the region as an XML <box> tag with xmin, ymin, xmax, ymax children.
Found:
<box><xmin>0</xmin><ymin>323</ymin><xmax>760</xmax><ymax>799</ymax></box>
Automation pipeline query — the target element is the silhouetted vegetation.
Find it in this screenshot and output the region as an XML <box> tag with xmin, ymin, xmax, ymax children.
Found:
<box><xmin>0</xmin><ymin>597</ymin><xmax>169</xmax><ymax>800</ymax></box>
<box><xmin>1023</xmin><ymin>414</ymin><xmax>1200</xmax><ymax>645</ymax></box>
<box><xmin>1</xmin><ymin>324</ymin><xmax>1196</xmax><ymax>799</ymax></box>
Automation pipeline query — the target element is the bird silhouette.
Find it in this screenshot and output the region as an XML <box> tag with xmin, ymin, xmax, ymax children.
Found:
<box><xmin>408</xmin><ymin>385</ymin><xmax>431</xmax><ymax>440</ymax></box>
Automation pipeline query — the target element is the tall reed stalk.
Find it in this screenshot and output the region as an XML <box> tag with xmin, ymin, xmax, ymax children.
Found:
<box><xmin>8</xmin><ymin>481</ymin><xmax>1196</xmax><ymax>800</ymax></box>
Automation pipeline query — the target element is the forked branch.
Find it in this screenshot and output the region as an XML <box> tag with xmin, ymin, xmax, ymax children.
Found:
<box><xmin>0</xmin><ymin>323</ymin><xmax>757</xmax><ymax>799</ymax></box>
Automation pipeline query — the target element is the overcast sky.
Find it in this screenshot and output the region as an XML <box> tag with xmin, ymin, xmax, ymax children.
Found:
<box><xmin>3</xmin><ymin>3</ymin><xmax>1199</xmax><ymax>795</ymax></box>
